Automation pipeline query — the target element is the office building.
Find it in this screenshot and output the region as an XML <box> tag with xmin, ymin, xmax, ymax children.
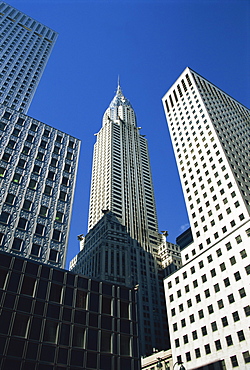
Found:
<box><xmin>0</xmin><ymin>3</ymin><xmax>80</xmax><ymax>268</ymax></box>
<box><xmin>0</xmin><ymin>1</ymin><xmax>57</xmax><ymax>114</ymax></box>
<box><xmin>71</xmin><ymin>84</ymin><xmax>178</xmax><ymax>356</ymax></box>
<box><xmin>0</xmin><ymin>105</ymin><xmax>80</xmax><ymax>268</ymax></box>
<box><xmin>0</xmin><ymin>250</ymin><xmax>140</xmax><ymax>370</ymax></box>
<box><xmin>162</xmin><ymin>67</ymin><xmax>250</xmax><ymax>369</ymax></box>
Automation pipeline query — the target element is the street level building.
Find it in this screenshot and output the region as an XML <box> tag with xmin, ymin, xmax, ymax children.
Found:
<box><xmin>0</xmin><ymin>1</ymin><xmax>57</xmax><ymax>114</ymax></box>
<box><xmin>71</xmin><ymin>85</ymin><xmax>180</xmax><ymax>356</ymax></box>
<box><xmin>0</xmin><ymin>250</ymin><xmax>140</xmax><ymax>370</ymax></box>
<box><xmin>162</xmin><ymin>67</ymin><xmax>250</xmax><ymax>369</ymax></box>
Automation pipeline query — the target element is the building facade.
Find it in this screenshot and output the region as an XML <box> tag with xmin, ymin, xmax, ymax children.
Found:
<box><xmin>0</xmin><ymin>250</ymin><xmax>140</xmax><ymax>370</ymax></box>
<box><xmin>0</xmin><ymin>105</ymin><xmax>80</xmax><ymax>268</ymax></box>
<box><xmin>71</xmin><ymin>85</ymin><xmax>179</xmax><ymax>356</ymax></box>
<box><xmin>162</xmin><ymin>68</ymin><xmax>250</xmax><ymax>369</ymax></box>
<box><xmin>0</xmin><ymin>3</ymin><xmax>80</xmax><ymax>269</ymax></box>
<box><xmin>0</xmin><ymin>1</ymin><xmax>57</xmax><ymax>114</ymax></box>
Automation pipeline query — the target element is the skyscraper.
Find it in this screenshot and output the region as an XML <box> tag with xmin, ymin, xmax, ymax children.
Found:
<box><xmin>0</xmin><ymin>1</ymin><xmax>57</xmax><ymax>113</ymax></box>
<box><xmin>162</xmin><ymin>67</ymin><xmax>250</xmax><ymax>369</ymax></box>
<box><xmin>0</xmin><ymin>3</ymin><xmax>80</xmax><ymax>268</ymax></box>
<box><xmin>88</xmin><ymin>83</ymin><xmax>160</xmax><ymax>254</ymax></box>
<box><xmin>71</xmin><ymin>84</ymin><xmax>178</xmax><ymax>356</ymax></box>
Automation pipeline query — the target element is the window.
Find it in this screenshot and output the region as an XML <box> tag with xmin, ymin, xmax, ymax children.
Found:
<box><xmin>224</xmin><ymin>277</ymin><xmax>230</xmax><ymax>287</ymax></box>
<box><xmin>189</xmin><ymin>314</ymin><xmax>195</xmax><ymax>323</ymax></box>
<box><xmin>228</xmin><ymin>294</ymin><xmax>235</xmax><ymax>303</ymax></box>
<box><xmin>49</xmin><ymin>249</ymin><xmax>58</xmax><ymax>262</ymax></box>
<box><xmin>22</xmin><ymin>146</ymin><xmax>30</xmax><ymax>155</ymax></box>
<box><xmin>230</xmin><ymin>356</ymin><xmax>239</xmax><ymax>367</ymax></box>
<box><xmin>232</xmin><ymin>311</ymin><xmax>240</xmax><ymax>322</ymax></box>
<box><xmin>50</xmin><ymin>158</ymin><xmax>58</xmax><ymax>167</ymax></box>
<box><xmin>33</xmin><ymin>165</ymin><xmax>41</xmax><ymax>174</ymax></box>
<box><xmin>198</xmin><ymin>309</ymin><xmax>204</xmax><ymax>319</ymax></box>
<box><xmin>52</xmin><ymin>230</ymin><xmax>61</xmax><ymax>241</ymax></box>
<box><xmin>216</xmin><ymin>248</ymin><xmax>222</xmax><ymax>257</ymax></box>
<box><xmin>245</xmin><ymin>265</ymin><xmax>250</xmax><ymax>275</ymax></box>
<box><xmin>221</xmin><ymin>316</ymin><xmax>228</xmax><ymax>327</ymax></box>
<box><xmin>30</xmin><ymin>123</ymin><xmax>37</xmax><ymax>132</ymax></box>
<box><xmin>0</xmin><ymin>211</ymin><xmax>10</xmax><ymax>224</ymax></box>
<box><xmin>53</xmin><ymin>146</ymin><xmax>60</xmax><ymax>154</ymax></box>
<box><xmin>210</xmin><ymin>268</ymin><xmax>216</xmax><ymax>277</ymax></box>
<box><xmin>17</xmin><ymin>218</ymin><xmax>28</xmax><ymax>230</ymax></box>
<box><xmin>215</xmin><ymin>339</ymin><xmax>222</xmax><ymax>350</ymax></box>
<box><xmin>23</xmin><ymin>200</ymin><xmax>32</xmax><ymax>211</ymax></box>
<box><xmin>192</xmin><ymin>330</ymin><xmax>197</xmax><ymax>340</ymax></box>
<box><xmin>202</xmin><ymin>274</ymin><xmax>207</xmax><ymax>283</ymax></box>
<box><xmin>64</xmin><ymin>164</ymin><xmax>71</xmax><ymax>172</ymax></box>
<box><xmin>185</xmin><ymin>352</ymin><xmax>191</xmax><ymax>362</ymax></box>
<box><xmin>239</xmin><ymin>288</ymin><xmax>246</xmax><ymax>298</ymax></box>
<box><xmin>55</xmin><ymin>211</ymin><xmax>63</xmax><ymax>222</ymax></box>
<box><xmin>237</xmin><ymin>330</ymin><xmax>245</xmax><ymax>342</ymax></box>
<box><xmin>40</xmin><ymin>140</ymin><xmax>47</xmax><ymax>149</ymax></box>
<box><xmin>204</xmin><ymin>344</ymin><xmax>211</xmax><ymax>354</ymax></box>
<box><xmin>179</xmin><ymin>304</ymin><xmax>183</xmax><ymax>312</ymax></box>
<box><xmin>31</xmin><ymin>244</ymin><xmax>41</xmax><ymax>257</ymax></box>
<box><xmin>201</xmin><ymin>326</ymin><xmax>207</xmax><ymax>336</ymax></box>
<box><xmin>218</xmin><ymin>299</ymin><xmax>224</xmax><ymax>309</ymax></box>
<box><xmin>2</xmin><ymin>153</ymin><xmax>11</xmax><ymax>162</ymax></box>
<box><xmin>59</xmin><ymin>191</ymin><xmax>67</xmax><ymax>201</ymax></box>
<box><xmin>173</xmin><ymin>323</ymin><xmax>177</xmax><ymax>331</ymax></box>
<box><xmin>12</xmin><ymin>237</ymin><xmax>23</xmax><ymax>251</ymax></box>
<box><xmin>244</xmin><ymin>305</ymin><xmax>250</xmax><ymax>317</ymax></box>
<box><xmin>214</xmin><ymin>283</ymin><xmax>220</xmax><ymax>293</ymax></box>
<box><xmin>13</xmin><ymin>173</ymin><xmax>21</xmax><ymax>184</ymax></box>
<box><xmin>28</xmin><ymin>179</ymin><xmax>37</xmax><ymax>190</ymax></box>
<box><xmin>235</xmin><ymin>235</ymin><xmax>242</xmax><ymax>244</ymax></box>
<box><xmin>240</xmin><ymin>249</ymin><xmax>247</xmax><ymax>259</ymax></box>
<box><xmin>62</xmin><ymin>177</ymin><xmax>69</xmax><ymax>186</ymax></box>
<box><xmin>181</xmin><ymin>318</ymin><xmax>186</xmax><ymax>327</ymax></box>
<box><xmin>234</xmin><ymin>271</ymin><xmax>241</xmax><ymax>281</ymax></box>
<box><xmin>0</xmin><ymin>167</ymin><xmax>6</xmax><ymax>177</ymax></box>
<box><xmin>35</xmin><ymin>224</ymin><xmax>44</xmax><ymax>236</ymax></box>
<box><xmin>44</xmin><ymin>185</ymin><xmax>52</xmax><ymax>196</ymax></box>
<box><xmin>37</xmin><ymin>152</ymin><xmax>44</xmax><ymax>161</ymax></box>
<box><xmin>193</xmin><ymin>279</ymin><xmax>198</xmax><ymax>288</ymax></box>
<box><xmin>220</xmin><ymin>262</ymin><xmax>226</xmax><ymax>271</ymax></box>
<box><xmin>211</xmin><ymin>321</ymin><xmax>217</xmax><ymax>332</ymax></box>
<box><xmin>243</xmin><ymin>351</ymin><xmax>250</xmax><ymax>364</ymax></box>
<box><xmin>17</xmin><ymin>159</ymin><xmax>26</xmax><ymax>168</ymax></box>
<box><xmin>183</xmin><ymin>334</ymin><xmax>188</xmax><ymax>344</ymax></box>
<box><xmin>195</xmin><ymin>348</ymin><xmax>201</xmax><ymax>358</ymax></box>
<box><xmin>39</xmin><ymin>206</ymin><xmax>48</xmax><ymax>217</ymax></box>
<box><xmin>204</xmin><ymin>289</ymin><xmax>210</xmax><ymax>298</ymax></box>
<box><xmin>208</xmin><ymin>304</ymin><xmax>214</xmax><ymax>314</ymax></box>
<box><xmin>48</xmin><ymin>171</ymin><xmax>55</xmax><ymax>180</ymax></box>
<box><xmin>5</xmin><ymin>193</ymin><xmax>15</xmax><ymax>205</ymax></box>
<box><xmin>226</xmin><ymin>335</ymin><xmax>233</xmax><ymax>346</ymax></box>
<box><xmin>56</xmin><ymin>135</ymin><xmax>62</xmax><ymax>143</ymax></box>
<box><xmin>175</xmin><ymin>338</ymin><xmax>180</xmax><ymax>347</ymax></box>
<box><xmin>196</xmin><ymin>294</ymin><xmax>201</xmax><ymax>303</ymax></box>
<box><xmin>230</xmin><ymin>256</ymin><xmax>236</xmax><ymax>265</ymax></box>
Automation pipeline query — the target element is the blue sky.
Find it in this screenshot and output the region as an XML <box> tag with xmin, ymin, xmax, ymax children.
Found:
<box><xmin>8</xmin><ymin>0</ymin><xmax>250</xmax><ymax>268</ymax></box>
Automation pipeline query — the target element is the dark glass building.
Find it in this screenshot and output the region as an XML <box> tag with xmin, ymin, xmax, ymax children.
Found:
<box><xmin>0</xmin><ymin>251</ymin><xmax>140</xmax><ymax>370</ymax></box>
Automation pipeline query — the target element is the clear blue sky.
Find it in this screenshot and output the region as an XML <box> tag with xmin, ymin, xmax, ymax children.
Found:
<box><xmin>8</xmin><ymin>0</ymin><xmax>250</xmax><ymax>268</ymax></box>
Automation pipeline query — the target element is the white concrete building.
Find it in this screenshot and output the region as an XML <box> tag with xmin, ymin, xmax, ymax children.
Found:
<box><xmin>162</xmin><ymin>68</ymin><xmax>250</xmax><ymax>369</ymax></box>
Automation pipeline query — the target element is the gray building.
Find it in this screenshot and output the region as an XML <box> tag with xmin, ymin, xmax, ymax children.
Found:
<box><xmin>0</xmin><ymin>105</ymin><xmax>80</xmax><ymax>268</ymax></box>
<box><xmin>71</xmin><ymin>85</ymin><xmax>172</xmax><ymax>356</ymax></box>
<box><xmin>0</xmin><ymin>1</ymin><xmax>57</xmax><ymax>113</ymax></box>
<box><xmin>0</xmin><ymin>3</ymin><xmax>80</xmax><ymax>268</ymax></box>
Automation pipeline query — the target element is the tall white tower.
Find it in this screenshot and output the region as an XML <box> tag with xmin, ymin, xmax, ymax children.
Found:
<box><xmin>88</xmin><ymin>83</ymin><xmax>160</xmax><ymax>254</ymax></box>
<box><xmin>162</xmin><ymin>68</ymin><xmax>250</xmax><ymax>369</ymax></box>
